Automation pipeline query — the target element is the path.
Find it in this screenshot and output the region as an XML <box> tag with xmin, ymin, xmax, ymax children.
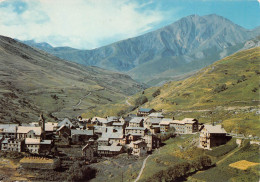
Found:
<box><xmin>216</xmin><ymin>147</ymin><xmax>240</xmax><ymax>165</ymax></box>
<box><xmin>73</xmin><ymin>92</ymin><xmax>91</xmax><ymax>108</ymax></box>
<box><xmin>125</xmin><ymin>97</ymin><xmax>132</xmax><ymax>106</ymax></box>
<box><xmin>134</xmin><ymin>155</ymin><xmax>151</xmax><ymax>182</ymax></box>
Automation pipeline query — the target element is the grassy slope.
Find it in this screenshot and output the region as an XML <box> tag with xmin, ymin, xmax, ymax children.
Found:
<box><xmin>107</xmin><ymin>47</ymin><xmax>260</xmax><ymax>136</ymax></box>
<box><xmin>0</xmin><ymin>36</ymin><xmax>144</xmax><ymax>123</ymax></box>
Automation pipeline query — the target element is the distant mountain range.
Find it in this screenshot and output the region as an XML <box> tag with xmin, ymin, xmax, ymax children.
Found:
<box><xmin>0</xmin><ymin>36</ymin><xmax>144</xmax><ymax>123</ymax></box>
<box><xmin>22</xmin><ymin>14</ymin><xmax>260</xmax><ymax>85</ymax></box>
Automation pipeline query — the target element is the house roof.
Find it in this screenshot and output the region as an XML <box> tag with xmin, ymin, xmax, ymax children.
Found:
<box><xmin>25</xmin><ymin>138</ymin><xmax>41</xmax><ymax>144</ymax></box>
<box><xmin>17</xmin><ymin>126</ymin><xmax>42</xmax><ymax>135</ymax></box>
<box><xmin>160</xmin><ymin>118</ymin><xmax>173</xmax><ymax>125</ymax></box>
<box><xmin>71</xmin><ymin>129</ymin><xmax>94</xmax><ymax>136</ymax></box>
<box><xmin>91</xmin><ymin>117</ymin><xmax>107</xmax><ymax>123</ymax></box>
<box><xmin>82</xmin><ymin>144</ymin><xmax>92</xmax><ymax>151</ymax></box>
<box><xmin>145</xmin><ymin>118</ymin><xmax>162</xmax><ymax>124</ymax></box>
<box><xmin>129</xmin><ymin>117</ymin><xmax>144</xmax><ymax>123</ymax></box>
<box><xmin>98</xmin><ymin>145</ymin><xmax>122</xmax><ymax>152</ymax></box>
<box><xmin>40</xmin><ymin>140</ymin><xmax>52</xmax><ymax>144</ymax></box>
<box><xmin>125</xmin><ymin>127</ymin><xmax>146</xmax><ymax>130</ymax></box>
<box><xmin>133</xmin><ymin>140</ymin><xmax>146</xmax><ymax>145</ymax></box>
<box><xmin>112</xmin><ymin>123</ymin><xmax>124</xmax><ymax>126</ymax></box>
<box><xmin>58</xmin><ymin>118</ymin><xmax>73</xmax><ymax>127</ymax></box>
<box><xmin>0</xmin><ymin>124</ymin><xmax>18</xmax><ymax>133</ymax></box>
<box><xmin>204</xmin><ymin>125</ymin><xmax>227</xmax><ymax>134</ymax></box>
<box><xmin>171</xmin><ymin>120</ymin><xmax>185</xmax><ymax>125</ymax></box>
<box><xmin>148</xmin><ymin>112</ymin><xmax>164</xmax><ymax>118</ymax></box>
<box><xmin>138</xmin><ymin>108</ymin><xmax>154</xmax><ymax>112</ymax></box>
<box><xmin>182</xmin><ymin>118</ymin><xmax>197</xmax><ymax>124</ymax></box>
<box><xmin>45</xmin><ymin>122</ymin><xmax>58</xmax><ymax>131</ymax></box>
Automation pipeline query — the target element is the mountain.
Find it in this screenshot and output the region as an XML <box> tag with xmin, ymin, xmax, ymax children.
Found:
<box><xmin>22</xmin><ymin>14</ymin><xmax>260</xmax><ymax>85</ymax></box>
<box><xmin>0</xmin><ymin>35</ymin><xmax>144</xmax><ymax>123</ymax></box>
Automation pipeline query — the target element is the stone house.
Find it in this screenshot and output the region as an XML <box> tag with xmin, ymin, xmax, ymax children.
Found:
<box><xmin>71</xmin><ymin>129</ymin><xmax>94</xmax><ymax>144</ymax></box>
<box><xmin>181</xmin><ymin>118</ymin><xmax>199</xmax><ymax>134</ymax></box>
<box><xmin>137</xmin><ymin>108</ymin><xmax>155</xmax><ymax>117</ymax></box>
<box><xmin>199</xmin><ymin>124</ymin><xmax>227</xmax><ymax>150</ymax></box>
<box><xmin>82</xmin><ymin>144</ymin><xmax>94</xmax><ymax>161</ymax></box>
<box><xmin>1</xmin><ymin>138</ymin><xmax>24</xmax><ymax>152</ymax></box>
<box><xmin>97</xmin><ymin>145</ymin><xmax>123</xmax><ymax>157</ymax></box>
<box><xmin>132</xmin><ymin>140</ymin><xmax>147</xmax><ymax>156</ymax></box>
<box><xmin>129</xmin><ymin>117</ymin><xmax>144</xmax><ymax>127</ymax></box>
<box><xmin>25</xmin><ymin>138</ymin><xmax>52</xmax><ymax>154</ymax></box>
<box><xmin>125</xmin><ymin>127</ymin><xmax>147</xmax><ymax>137</ymax></box>
<box><xmin>160</xmin><ymin>119</ymin><xmax>173</xmax><ymax>133</ymax></box>
<box><xmin>144</xmin><ymin>118</ymin><xmax>161</xmax><ymax>129</ymax></box>
<box><xmin>17</xmin><ymin>126</ymin><xmax>42</xmax><ymax>139</ymax></box>
<box><xmin>56</xmin><ymin>125</ymin><xmax>71</xmax><ymax>138</ymax></box>
<box><xmin>142</xmin><ymin>134</ymin><xmax>160</xmax><ymax>151</ymax></box>
<box><xmin>0</xmin><ymin>124</ymin><xmax>18</xmax><ymax>139</ymax></box>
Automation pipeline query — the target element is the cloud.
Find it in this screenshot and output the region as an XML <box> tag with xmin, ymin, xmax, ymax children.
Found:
<box><xmin>0</xmin><ymin>0</ymin><xmax>166</xmax><ymax>49</ymax></box>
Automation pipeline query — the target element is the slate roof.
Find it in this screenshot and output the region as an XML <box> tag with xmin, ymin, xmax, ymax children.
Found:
<box><xmin>25</xmin><ymin>138</ymin><xmax>40</xmax><ymax>144</ymax></box>
<box><xmin>58</xmin><ymin>118</ymin><xmax>73</xmax><ymax>127</ymax></box>
<box><xmin>182</xmin><ymin>118</ymin><xmax>197</xmax><ymax>124</ymax></box>
<box><xmin>125</xmin><ymin>127</ymin><xmax>146</xmax><ymax>130</ymax></box>
<box><xmin>204</xmin><ymin>125</ymin><xmax>227</xmax><ymax>134</ymax></box>
<box><xmin>138</xmin><ymin>108</ymin><xmax>153</xmax><ymax>112</ymax></box>
<box><xmin>17</xmin><ymin>126</ymin><xmax>42</xmax><ymax>135</ymax></box>
<box><xmin>0</xmin><ymin>124</ymin><xmax>18</xmax><ymax>133</ymax></box>
<box><xmin>145</xmin><ymin>118</ymin><xmax>161</xmax><ymax>124</ymax></box>
<box><xmin>129</xmin><ymin>117</ymin><xmax>144</xmax><ymax>123</ymax></box>
<box><xmin>160</xmin><ymin>118</ymin><xmax>173</xmax><ymax>125</ymax></box>
<box><xmin>40</xmin><ymin>140</ymin><xmax>52</xmax><ymax>144</ymax></box>
<box><xmin>98</xmin><ymin>145</ymin><xmax>122</xmax><ymax>152</ymax></box>
<box><xmin>71</xmin><ymin>129</ymin><xmax>94</xmax><ymax>136</ymax></box>
<box><xmin>148</xmin><ymin>112</ymin><xmax>164</xmax><ymax>118</ymax></box>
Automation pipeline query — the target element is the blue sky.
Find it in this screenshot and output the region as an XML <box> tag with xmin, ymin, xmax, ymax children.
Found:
<box><xmin>0</xmin><ymin>0</ymin><xmax>259</xmax><ymax>49</ymax></box>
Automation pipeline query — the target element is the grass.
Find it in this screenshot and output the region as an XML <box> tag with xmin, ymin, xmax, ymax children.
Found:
<box><xmin>109</xmin><ymin>47</ymin><xmax>260</xmax><ymax>136</ymax></box>
<box><xmin>229</xmin><ymin>160</ymin><xmax>259</xmax><ymax>170</ymax></box>
<box><xmin>139</xmin><ymin>134</ymin><xmax>201</xmax><ymax>181</ymax></box>
<box><xmin>189</xmin><ymin>141</ymin><xmax>260</xmax><ymax>182</ymax></box>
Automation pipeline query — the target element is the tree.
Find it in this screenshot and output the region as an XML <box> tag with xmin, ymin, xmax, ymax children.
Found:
<box><xmin>135</xmin><ymin>96</ymin><xmax>148</xmax><ymax>106</ymax></box>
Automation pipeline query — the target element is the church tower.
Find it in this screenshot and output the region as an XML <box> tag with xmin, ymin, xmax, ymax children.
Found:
<box><xmin>39</xmin><ymin>113</ymin><xmax>45</xmax><ymax>132</ymax></box>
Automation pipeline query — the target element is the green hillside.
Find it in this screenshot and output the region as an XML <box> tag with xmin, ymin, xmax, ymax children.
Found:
<box><xmin>99</xmin><ymin>47</ymin><xmax>260</xmax><ymax>136</ymax></box>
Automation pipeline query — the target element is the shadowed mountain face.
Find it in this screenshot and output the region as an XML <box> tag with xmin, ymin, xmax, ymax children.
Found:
<box><xmin>0</xmin><ymin>36</ymin><xmax>145</xmax><ymax>123</ymax></box>
<box><xmin>22</xmin><ymin>14</ymin><xmax>260</xmax><ymax>85</ymax></box>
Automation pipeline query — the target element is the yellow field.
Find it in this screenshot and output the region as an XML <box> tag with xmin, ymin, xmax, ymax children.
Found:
<box><xmin>229</xmin><ymin>160</ymin><xmax>259</xmax><ymax>170</ymax></box>
<box><xmin>20</xmin><ymin>157</ymin><xmax>54</xmax><ymax>164</ymax></box>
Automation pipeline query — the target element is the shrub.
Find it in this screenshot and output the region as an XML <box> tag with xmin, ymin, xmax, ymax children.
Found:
<box><xmin>213</xmin><ymin>84</ymin><xmax>227</xmax><ymax>93</ymax></box>
<box><xmin>237</xmin><ymin>75</ymin><xmax>247</xmax><ymax>83</ymax></box>
<box><xmin>152</xmin><ymin>89</ymin><xmax>160</xmax><ymax>97</ymax></box>
<box><xmin>134</xmin><ymin>96</ymin><xmax>148</xmax><ymax>106</ymax></box>
<box><xmin>65</xmin><ymin>161</ymin><xmax>96</xmax><ymax>182</ymax></box>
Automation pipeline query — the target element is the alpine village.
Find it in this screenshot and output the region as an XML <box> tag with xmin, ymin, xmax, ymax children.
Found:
<box><xmin>0</xmin><ymin>1</ymin><xmax>260</xmax><ymax>182</ymax></box>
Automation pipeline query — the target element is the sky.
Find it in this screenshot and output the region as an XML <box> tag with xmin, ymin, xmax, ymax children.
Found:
<box><xmin>0</xmin><ymin>0</ymin><xmax>259</xmax><ymax>49</ymax></box>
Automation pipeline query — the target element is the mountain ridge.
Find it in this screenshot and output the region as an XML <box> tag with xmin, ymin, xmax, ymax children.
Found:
<box><xmin>21</xmin><ymin>14</ymin><xmax>260</xmax><ymax>85</ymax></box>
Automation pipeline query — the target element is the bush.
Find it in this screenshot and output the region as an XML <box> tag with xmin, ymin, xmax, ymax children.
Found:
<box><xmin>237</xmin><ymin>75</ymin><xmax>247</xmax><ymax>83</ymax></box>
<box><xmin>65</xmin><ymin>161</ymin><xmax>96</xmax><ymax>182</ymax></box>
<box><xmin>134</xmin><ymin>96</ymin><xmax>148</xmax><ymax>106</ymax></box>
<box><xmin>213</xmin><ymin>84</ymin><xmax>227</xmax><ymax>93</ymax></box>
<box><xmin>152</xmin><ymin>89</ymin><xmax>160</xmax><ymax>97</ymax></box>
